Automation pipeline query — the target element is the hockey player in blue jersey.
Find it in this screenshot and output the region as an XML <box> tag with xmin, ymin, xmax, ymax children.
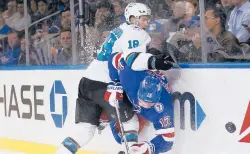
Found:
<box><xmin>106</xmin><ymin>52</ymin><xmax>175</xmax><ymax>154</ymax></box>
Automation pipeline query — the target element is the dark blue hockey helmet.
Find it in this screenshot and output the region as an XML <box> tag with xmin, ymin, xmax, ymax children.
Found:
<box><xmin>138</xmin><ymin>75</ymin><xmax>162</xmax><ymax>103</ymax></box>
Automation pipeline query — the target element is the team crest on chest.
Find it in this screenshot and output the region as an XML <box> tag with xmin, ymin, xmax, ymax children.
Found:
<box><xmin>134</xmin><ymin>105</ymin><xmax>142</xmax><ymax>113</ymax></box>
<box><xmin>154</xmin><ymin>103</ymin><xmax>164</xmax><ymax>113</ymax></box>
<box><xmin>134</xmin><ymin>101</ymin><xmax>142</xmax><ymax>113</ymax></box>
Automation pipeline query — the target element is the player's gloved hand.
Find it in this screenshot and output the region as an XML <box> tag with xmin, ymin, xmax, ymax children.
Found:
<box><xmin>104</xmin><ymin>81</ymin><xmax>123</xmax><ymax>107</ymax></box>
<box><xmin>148</xmin><ymin>54</ymin><xmax>173</xmax><ymax>70</ymax></box>
<box><xmin>130</xmin><ymin>141</ymin><xmax>154</xmax><ymax>154</ymax></box>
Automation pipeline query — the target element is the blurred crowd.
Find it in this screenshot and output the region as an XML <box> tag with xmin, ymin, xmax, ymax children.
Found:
<box><xmin>0</xmin><ymin>0</ymin><xmax>249</xmax><ymax>66</ymax></box>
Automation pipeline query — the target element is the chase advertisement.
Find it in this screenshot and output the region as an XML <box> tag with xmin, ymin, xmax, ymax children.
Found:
<box><xmin>0</xmin><ymin>80</ymin><xmax>68</xmax><ymax>129</ymax></box>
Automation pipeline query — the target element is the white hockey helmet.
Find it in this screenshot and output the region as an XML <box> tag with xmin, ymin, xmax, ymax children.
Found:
<box><xmin>124</xmin><ymin>3</ymin><xmax>151</xmax><ymax>24</ymax></box>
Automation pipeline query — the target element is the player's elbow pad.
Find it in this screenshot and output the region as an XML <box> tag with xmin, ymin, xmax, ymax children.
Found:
<box><xmin>125</xmin><ymin>52</ymin><xmax>152</xmax><ymax>71</ymax></box>
<box><xmin>148</xmin><ymin>55</ymin><xmax>173</xmax><ymax>70</ymax></box>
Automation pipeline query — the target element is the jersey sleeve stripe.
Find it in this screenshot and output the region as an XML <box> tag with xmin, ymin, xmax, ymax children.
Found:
<box><xmin>125</xmin><ymin>52</ymin><xmax>140</xmax><ymax>67</ymax></box>
<box><xmin>155</xmin><ymin>127</ymin><xmax>175</xmax><ymax>141</ymax></box>
<box><xmin>112</xmin><ymin>53</ymin><xmax>122</xmax><ymax>69</ymax></box>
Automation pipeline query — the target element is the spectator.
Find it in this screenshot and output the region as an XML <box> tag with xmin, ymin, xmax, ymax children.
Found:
<box><xmin>57</xmin><ymin>0</ymin><xmax>69</xmax><ymax>12</ymax></box>
<box><xmin>168</xmin><ymin>0</ymin><xmax>201</xmax><ymax>62</ymax></box>
<box><xmin>220</xmin><ymin>0</ymin><xmax>234</xmax><ymax>30</ymax></box>
<box><xmin>49</xmin><ymin>36</ymin><xmax>61</xmax><ymax>57</ymax></box>
<box><xmin>182</xmin><ymin>0</ymin><xmax>200</xmax><ymax>27</ymax></box>
<box><xmin>0</xmin><ymin>30</ymin><xmax>21</xmax><ymax>65</ymax></box>
<box><xmin>18</xmin><ymin>37</ymin><xmax>40</xmax><ymax>65</ymax></box>
<box><xmin>94</xmin><ymin>2</ymin><xmax>115</xmax><ymax>32</ymax></box>
<box><xmin>32</xmin><ymin>0</ymin><xmax>52</xmax><ymax>22</ymax></box>
<box><xmin>221</xmin><ymin>0</ymin><xmax>234</xmax><ymax>16</ymax></box>
<box><xmin>155</xmin><ymin>0</ymin><xmax>172</xmax><ymax>19</ymax></box>
<box><xmin>110</xmin><ymin>0</ymin><xmax>126</xmax><ymax>25</ymax></box>
<box><xmin>3</xmin><ymin>0</ymin><xmax>21</xmax><ymax>28</ymax></box>
<box><xmin>30</xmin><ymin>0</ymin><xmax>38</xmax><ymax>13</ymax></box>
<box><xmin>13</xmin><ymin>1</ymin><xmax>31</xmax><ymax>31</ymax></box>
<box><xmin>162</xmin><ymin>0</ymin><xmax>186</xmax><ymax>41</ymax></box>
<box><xmin>60</xmin><ymin>8</ymin><xmax>71</xmax><ymax>30</ymax></box>
<box><xmin>165</xmin><ymin>0</ymin><xmax>177</xmax><ymax>9</ymax></box>
<box><xmin>146</xmin><ymin>20</ymin><xmax>164</xmax><ymax>51</ymax></box>
<box><xmin>228</xmin><ymin>0</ymin><xmax>250</xmax><ymax>43</ymax></box>
<box><xmin>163</xmin><ymin>0</ymin><xmax>200</xmax><ymax>40</ymax></box>
<box><xmin>0</xmin><ymin>12</ymin><xmax>12</xmax><ymax>35</ymax></box>
<box><xmin>206</xmin><ymin>0</ymin><xmax>222</xmax><ymax>8</ymax></box>
<box><xmin>37</xmin><ymin>0</ymin><xmax>49</xmax><ymax>15</ymax></box>
<box><xmin>33</xmin><ymin>27</ymin><xmax>51</xmax><ymax>65</ymax></box>
<box><xmin>192</xmin><ymin>7</ymin><xmax>245</xmax><ymax>62</ymax></box>
<box><xmin>52</xmin><ymin>29</ymin><xmax>72</xmax><ymax>65</ymax></box>
<box><xmin>84</xmin><ymin>1</ymin><xmax>116</xmax><ymax>55</ymax></box>
<box><xmin>58</xmin><ymin>4</ymin><xmax>79</xmax><ymax>31</ymax></box>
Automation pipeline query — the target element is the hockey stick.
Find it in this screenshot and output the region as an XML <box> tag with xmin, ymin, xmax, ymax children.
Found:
<box><xmin>166</xmin><ymin>60</ymin><xmax>181</xmax><ymax>70</ymax></box>
<box><xmin>114</xmin><ymin>100</ymin><xmax>131</xmax><ymax>154</ymax></box>
<box><xmin>161</xmin><ymin>42</ymin><xmax>181</xmax><ymax>70</ymax></box>
<box><xmin>167</xmin><ymin>45</ymin><xmax>181</xmax><ymax>70</ymax></box>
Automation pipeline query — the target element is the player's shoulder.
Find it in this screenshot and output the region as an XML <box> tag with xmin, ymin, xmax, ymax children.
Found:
<box><xmin>123</xmin><ymin>24</ymin><xmax>150</xmax><ymax>40</ymax></box>
<box><xmin>110</xmin><ymin>27</ymin><xmax>124</xmax><ymax>39</ymax></box>
<box><xmin>126</xmin><ymin>24</ymin><xmax>148</xmax><ymax>34</ymax></box>
<box><xmin>114</xmin><ymin>23</ymin><xmax>150</xmax><ymax>37</ymax></box>
<box><xmin>108</xmin><ymin>23</ymin><xmax>129</xmax><ymax>39</ymax></box>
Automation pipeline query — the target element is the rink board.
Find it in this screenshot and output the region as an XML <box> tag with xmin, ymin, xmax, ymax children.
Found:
<box><xmin>0</xmin><ymin>63</ymin><xmax>250</xmax><ymax>154</ymax></box>
<box><xmin>0</xmin><ymin>138</ymin><xmax>99</xmax><ymax>154</ymax></box>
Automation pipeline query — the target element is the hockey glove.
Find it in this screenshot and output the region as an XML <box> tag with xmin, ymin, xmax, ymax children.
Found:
<box><xmin>130</xmin><ymin>141</ymin><xmax>155</xmax><ymax>154</ymax></box>
<box><xmin>148</xmin><ymin>54</ymin><xmax>173</xmax><ymax>70</ymax></box>
<box><xmin>104</xmin><ymin>81</ymin><xmax>123</xmax><ymax>107</ymax></box>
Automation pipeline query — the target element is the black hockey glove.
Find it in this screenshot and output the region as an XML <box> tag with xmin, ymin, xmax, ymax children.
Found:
<box><xmin>148</xmin><ymin>54</ymin><xmax>173</xmax><ymax>70</ymax></box>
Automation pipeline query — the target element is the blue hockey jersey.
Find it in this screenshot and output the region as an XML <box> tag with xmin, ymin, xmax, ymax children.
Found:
<box><xmin>108</xmin><ymin>53</ymin><xmax>175</xmax><ymax>154</ymax></box>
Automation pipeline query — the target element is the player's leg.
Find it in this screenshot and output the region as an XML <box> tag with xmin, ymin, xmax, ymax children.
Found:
<box><xmin>92</xmin><ymin>88</ymin><xmax>139</xmax><ymax>144</ymax></box>
<box><xmin>109</xmin><ymin>114</ymin><xmax>149</xmax><ymax>144</ymax></box>
<box><xmin>118</xmin><ymin>93</ymin><xmax>140</xmax><ymax>143</ymax></box>
<box><xmin>55</xmin><ymin>77</ymin><xmax>102</xmax><ymax>154</ymax></box>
